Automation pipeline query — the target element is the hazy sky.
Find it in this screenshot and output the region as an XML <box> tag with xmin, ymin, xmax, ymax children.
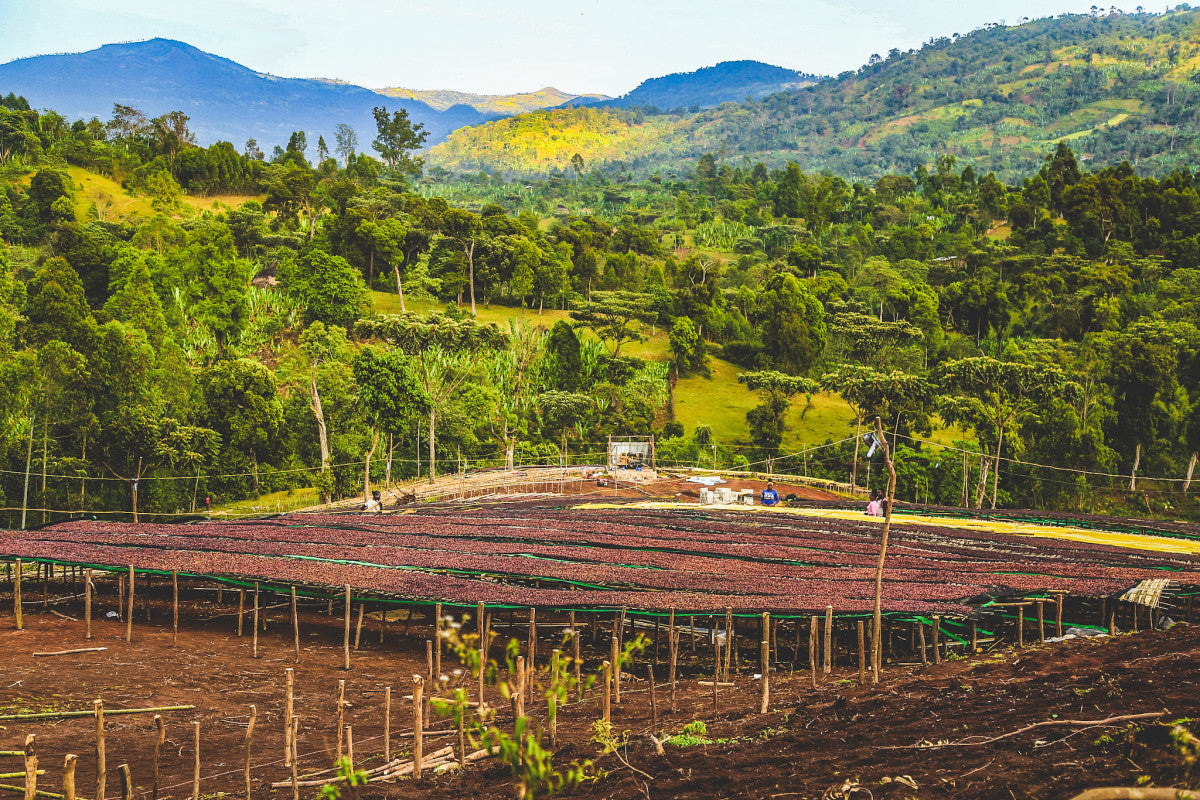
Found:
<box><xmin>1</xmin><ymin>0</ymin><xmax>1120</xmax><ymax>95</ymax></box>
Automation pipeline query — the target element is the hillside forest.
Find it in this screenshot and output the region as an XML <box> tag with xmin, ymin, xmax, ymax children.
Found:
<box><xmin>2</xmin><ymin>83</ymin><xmax>1200</xmax><ymax>525</ymax></box>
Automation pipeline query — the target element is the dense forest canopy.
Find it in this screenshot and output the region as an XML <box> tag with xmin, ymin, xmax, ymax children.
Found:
<box><xmin>4</xmin><ymin>40</ymin><xmax>1200</xmax><ymax>525</ymax></box>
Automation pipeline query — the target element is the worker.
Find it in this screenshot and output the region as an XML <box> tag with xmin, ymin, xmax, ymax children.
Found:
<box><xmin>760</xmin><ymin>481</ymin><xmax>780</xmax><ymax>507</ymax></box>
<box><xmin>866</xmin><ymin>490</ymin><xmax>883</xmax><ymax>516</ymax></box>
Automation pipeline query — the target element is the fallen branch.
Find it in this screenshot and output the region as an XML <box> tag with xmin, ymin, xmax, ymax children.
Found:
<box><xmin>33</xmin><ymin>647</ymin><xmax>107</xmax><ymax>657</ymax></box>
<box><xmin>1069</xmin><ymin>789</ymin><xmax>1199</xmax><ymax>800</ymax></box>
<box><xmin>49</xmin><ymin>611</ymin><xmax>79</xmax><ymax>622</ymax></box>
<box><xmin>0</xmin><ymin>705</ymin><xmax>194</xmax><ymax>722</ymax></box>
<box><xmin>878</xmin><ymin>712</ymin><xmax>1166</xmax><ymax>750</ymax></box>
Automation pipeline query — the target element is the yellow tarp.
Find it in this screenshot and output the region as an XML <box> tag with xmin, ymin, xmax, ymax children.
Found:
<box><xmin>575</xmin><ymin>501</ymin><xmax>1200</xmax><ymax>556</ymax></box>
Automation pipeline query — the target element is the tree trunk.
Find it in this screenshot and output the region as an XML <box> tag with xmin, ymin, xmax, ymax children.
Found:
<box><xmin>368</xmin><ymin>249</ymin><xmax>374</xmax><ymax>289</ymax></box>
<box><xmin>364</xmin><ymin>429</ymin><xmax>380</xmax><ymax>504</ymax></box>
<box><xmin>428</xmin><ymin>409</ymin><xmax>437</xmax><ymax>482</ymax></box>
<box><xmin>1184</xmin><ymin>452</ymin><xmax>1198</xmax><ymax>493</ymax></box>
<box><xmin>990</xmin><ymin>425</ymin><xmax>1005</xmax><ymax>510</ymax></box>
<box><xmin>851</xmin><ymin>416</ymin><xmax>862</xmax><ymax>489</ymax></box>
<box><xmin>252</xmin><ymin>451</ymin><xmax>260</xmax><ymax>494</ymax></box>
<box><xmin>310</xmin><ymin>375</ymin><xmax>331</xmax><ymax>503</ymax></box>
<box><xmin>466</xmin><ymin>241</ymin><xmax>477</xmax><ymax>316</ymax></box>
<box><xmin>385</xmin><ymin>433</ymin><xmax>394</xmax><ymax>492</ymax></box>
<box><xmin>1129</xmin><ymin>443</ymin><xmax>1141</xmax><ymax>491</ymax></box>
<box><xmin>506</xmin><ymin>438</ymin><xmax>515</xmax><ymax>471</ymax></box>
<box><xmin>393</xmin><ymin>263</ymin><xmax>406</xmax><ymax>312</ymax></box>
<box><xmin>974</xmin><ymin>456</ymin><xmax>990</xmax><ymax>509</ymax></box>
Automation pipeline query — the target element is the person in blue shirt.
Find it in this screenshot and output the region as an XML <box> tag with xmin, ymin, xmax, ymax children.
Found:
<box><xmin>760</xmin><ymin>481</ymin><xmax>780</xmax><ymax>506</ymax></box>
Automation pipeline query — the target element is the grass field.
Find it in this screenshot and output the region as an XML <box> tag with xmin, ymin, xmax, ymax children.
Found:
<box><xmin>63</xmin><ymin>166</ymin><xmax>262</xmax><ymax>223</ymax></box>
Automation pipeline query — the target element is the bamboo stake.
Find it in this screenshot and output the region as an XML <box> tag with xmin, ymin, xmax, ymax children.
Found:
<box><xmin>353</xmin><ymin>605</ymin><xmax>364</xmax><ymax>651</ymax></box>
<box><xmin>171</xmin><ymin>572</ymin><xmax>178</xmax><ymax>646</ymax></box>
<box><xmin>291</xmin><ymin>587</ymin><xmax>299</xmax><ymax>663</ymax></box>
<box><xmin>13</xmin><ymin>560</ymin><xmax>21</xmax><ymax>631</ymax></box>
<box><xmin>22</xmin><ymin>735</ymin><xmax>35</xmax><ymax>800</ymax></box>
<box><xmin>237</xmin><ymin>590</ymin><xmax>244</xmax><ymax>637</ymax></box>
<box><xmin>190</xmin><ymin>721</ymin><xmax>200</xmax><ymax>800</ymax></box>
<box><xmin>383</xmin><ymin>687</ymin><xmax>392</xmax><ymax>763</ymax></box>
<box><xmin>857</xmin><ymin>620</ymin><xmax>866</xmax><ymax>684</ymax></box>
<box><xmin>60</xmin><ymin>757</ymin><xmax>75</xmax><ymax>800</ymax></box>
<box><xmin>336</xmin><ymin>681</ymin><xmax>345</xmax><ymax>759</ymax></box>
<box><xmin>116</xmin><ymin>766</ymin><xmax>130</xmax><ymax>800</ymax></box>
<box><xmin>342</xmin><ymin>585</ymin><xmax>351</xmax><ymax>670</ymax></box>
<box><xmin>760</xmin><ymin>612</ymin><xmax>770</xmax><ymax>714</ymax></box>
<box><xmin>252</xmin><ymin>584</ymin><xmax>260</xmax><ymax>658</ymax></box>
<box><xmin>151</xmin><ymin>716</ymin><xmax>163</xmax><ymax>800</ymax></box>
<box><xmin>601</xmin><ymin>661</ymin><xmax>611</xmax><ymax>723</ymax></box>
<box><xmin>411</xmin><ymin>676</ymin><xmax>424</xmax><ymax>782</ymax></box>
<box><xmin>243</xmin><ymin>705</ymin><xmax>255</xmax><ymax>800</ymax></box>
<box><xmin>809</xmin><ymin>616</ymin><xmax>818</xmax><ymax>689</ymax></box>
<box><xmin>284</xmin><ymin>670</ymin><xmax>294</xmax><ymax>768</ymax></box>
<box><xmin>823</xmin><ymin>606</ymin><xmax>833</xmax><ymax>673</ymax></box>
<box><xmin>124</xmin><ymin>566</ymin><xmax>133</xmax><ymax>643</ymax></box>
<box><xmin>93</xmin><ymin>701</ymin><xmax>104</xmax><ymax>800</ymax></box>
<box><xmin>33</xmin><ymin>648</ymin><xmax>107</xmax><ymax>658</ymax></box>
<box><xmin>83</xmin><ymin>570</ymin><xmax>91</xmax><ymax>641</ymax></box>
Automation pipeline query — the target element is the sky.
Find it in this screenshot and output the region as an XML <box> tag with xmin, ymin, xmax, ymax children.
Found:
<box><xmin>0</xmin><ymin>0</ymin><xmax>1124</xmax><ymax>96</ymax></box>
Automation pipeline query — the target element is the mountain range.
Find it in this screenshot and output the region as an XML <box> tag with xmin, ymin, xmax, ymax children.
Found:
<box><xmin>378</xmin><ymin>86</ymin><xmax>611</xmax><ymax>115</ymax></box>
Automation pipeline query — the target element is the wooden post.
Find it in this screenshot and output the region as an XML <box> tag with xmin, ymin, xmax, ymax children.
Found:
<box><xmin>243</xmin><ymin>705</ymin><xmax>256</xmax><ymax>800</ymax></box>
<box><xmin>570</xmin><ymin>611</ymin><xmax>582</xmax><ymax>703</ymax></box>
<box><xmin>124</xmin><ymin>566</ymin><xmax>134</xmax><ymax>643</ymax></box>
<box><xmin>712</xmin><ymin>635</ymin><xmax>720</xmax><ymax>711</ymax></box>
<box><xmin>22</xmin><ymin>734</ymin><xmax>36</xmax><ymax>800</ymax></box>
<box><xmin>84</xmin><ymin>569</ymin><xmax>91</xmax><ymax>640</ymax></box>
<box><xmin>1052</xmin><ymin>591</ymin><xmax>1065</xmax><ymax>637</ymax></box>
<box><xmin>13</xmin><ymin>560</ymin><xmax>21</xmax><ymax>631</ymax></box>
<box><xmin>118</xmin><ymin>574</ymin><xmax>124</xmax><ymax>623</ymax></box>
<box><xmin>117</xmin><ymin>765</ymin><xmax>131</xmax><ymax>800</ymax></box>
<box><xmin>723</xmin><ymin>608</ymin><xmax>733</xmax><ymax>680</ymax></box>
<box><xmin>760</xmin><ymin>612</ymin><xmax>770</xmax><ymax>714</ymax></box>
<box><xmin>170</xmin><ymin>571</ymin><xmax>179</xmax><ymax>646</ymax></box>
<box><xmin>648</xmin><ymin>664</ymin><xmax>658</xmax><ymax>729</ymax></box>
<box><xmin>336</xmin><ymin>680</ymin><xmax>345</xmax><ymax>759</ymax></box>
<box><xmin>191</xmin><ymin>721</ymin><xmax>200</xmax><ymax>800</ymax></box>
<box><xmin>152</xmin><ymin>716</ymin><xmax>164</xmax><ymax>800</ymax></box>
<box><xmin>823</xmin><ymin>606</ymin><xmax>833</xmax><ymax>673</ymax></box>
<box><xmin>342</xmin><ymin>585</ymin><xmax>351</xmax><ymax>670</ymax></box>
<box><xmin>284</xmin><ymin>669</ymin><xmax>294</xmax><ymax>767</ymax></box>
<box><xmin>527</xmin><ymin>607</ymin><xmax>537</xmax><ymax>676</ymax></box>
<box><xmin>434</xmin><ymin>602</ymin><xmax>442</xmax><ymax>680</ymax></box>
<box><xmin>610</xmin><ymin>636</ymin><xmax>620</xmax><ymax>704</ymax></box>
<box><xmin>514</xmin><ymin>655</ymin><xmax>526</xmax><ymax>721</ymax></box>
<box><xmin>1037</xmin><ymin>600</ymin><xmax>1045</xmax><ymax>643</ymax></box>
<box><xmin>62</xmin><ymin>755</ymin><xmax>76</xmax><ymax>800</ymax></box>
<box><xmin>411</xmin><ymin>675</ymin><xmax>424</xmax><ymax>782</ymax></box>
<box><xmin>689</xmin><ymin>615</ymin><xmax>696</xmax><ymax>653</ymax></box>
<box><xmin>1109</xmin><ymin>613</ymin><xmax>1116</xmax><ymax>636</ymax></box>
<box><xmin>291</xmin><ymin>587</ymin><xmax>300</xmax><ymax>663</ymax></box>
<box><xmin>917</xmin><ymin>622</ymin><xmax>928</xmax><ymax>665</ymax></box>
<box><xmin>383</xmin><ymin>686</ymin><xmax>392</xmax><ymax>763</ymax></box>
<box><xmin>932</xmin><ymin>616</ymin><xmax>941</xmax><ymax>664</ymax></box>
<box><xmin>809</xmin><ymin>616</ymin><xmax>818</xmax><ymax>688</ymax></box>
<box><xmin>970</xmin><ymin>620</ymin><xmax>978</xmax><ymax>653</ymax></box>
<box><xmin>237</xmin><ymin>589</ymin><xmax>245</xmax><ymax>637</ymax></box>
<box><xmin>252</xmin><ymin>583</ymin><xmax>260</xmax><ymax>658</ymax></box>
<box><xmin>1017</xmin><ymin>605</ymin><xmax>1025</xmax><ymax>647</ymax></box>
<box><xmin>668</xmin><ymin>628</ymin><xmax>678</xmax><ymax>710</ymax></box>
<box><xmin>93</xmin><ymin>700</ymin><xmax>105</xmax><ymax>800</ymax></box>
<box><xmin>289</xmin><ymin>716</ymin><xmax>299</xmax><ymax>800</ymax></box>
<box><xmin>351</xmin><ymin>604</ymin><xmax>363</xmax><ymax>651</ymax></box>
<box><xmin>601</xmin><ymin>661</ymin><xmax>611</xmax><ymax>723</ymax></box>
<box><xmin>426</xmin><ymin>640</ymin><xmax>434</xmax><ymax>692</ymax></box>
<box><xmin>856</xmin><ymin>620</ymin><xmax>866</xmax><ymax>684</ymax></box>
<box><xmin>345</xmin><ymin>726</ymin><xmax>353</xmax><ymax>770</ymax></box>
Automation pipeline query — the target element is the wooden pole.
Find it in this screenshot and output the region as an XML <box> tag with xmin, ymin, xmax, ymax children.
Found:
<box><xmin>760</xmin><ymin>612</ymin><xmax>770</xmax><ymax>714</ymax></box>
<box><xmin>1037</xmin><ymin>600</ymin><xmax>1045</xmax><ymax>643</ymax></box>
<box><xmin>1053</xmin><ymin>591</ymin><xmax>1065</xmax><ymax>637</ymax></box>
<box><xmin>648</xmin><ymin>664</ymin><xmax>658</xmax><ymax>729</ymax></box>
<box><xmin>1017</xmin><ymin>605</ymin><xmax>1025</xmax><ymax>648</ymax></box>
<box><xmin>383</xmin><ymin>686</ymin><xmax>391</xmax><ymax>763</ymax></box>
<box><xmin>117</xmin><ymin>574</ymin><xmax>124</xmax><ymax>624</ymax></box>
<box><xmin>84</xmin><ymin>570</ymin><xmax>91</xmax><ymax>641</ymax></box>
<box><xmin>870</xmin><ymin>417</ymin><xmax>897</xmax><ymax>683</ymax></box>
<box><xmin>171</xmin><ymin>571</ymin><xmax>179</xmax><ymax>646</ymax></box>
<box><xmin>411</xmin><ymin>675</ymin><xmax>424</xmax><ymax>782</ymax></box>
<box><xmin>601</xmin><ymin>661</ymin><xmax>611</xmax><ymax>723</ymax></box>
<box><xmin>61</xmin><ymin>756</ymin><xmax>76</xmax><ymax>800</ymax></box>
<box><xmin>124</xmin><ymin>566</ymin><xmax>134</xmax><ymax>643</ymax></box>
<box><xmin>243</xmin><ymin>705</ymin><xmax>256</xmax><ymax>800</ymax></box>
<box><xmin>823</xmin><ymin>606</ymin><xmax>833</xmax><ymax>674</ymax></box>
<box><xmin>252</xmin><ymin>584</ymin><xmax>259</xmax><ymax>658</ymax></box>
<box><xmin>932</xmin><ymin>616</ymin><xmax>941</xmax><ymax>664</ymax></box>
<box><xmin>668</xmin><ymin>628</ymin><xmax>678</xmax><ymax>710</ymax></box>
<box><xmin>289</xmin><ymin>716</ymin><xmax>299</xmax><ymax>800</ymax></box>
<box><xmin>353</xmin><ymin>605</ymin><xmax>364</xmax><ymax>651</ymax></box>
<box><xmin>426</xmin><ymin>641</ymin><xmax>434</xmax><ymax>691</ymax></box>
<box><xmin>610</xmin><ymin>636</ymin><xmax>620</xmax><ymax>704</ymax></box>
<box><xmin>117</xmin><ymin>765</ymin><xmax>131</xmax><ymax>800</ymax></box>
<box><xmin>570</xmin><ymin>611</ymin><xmax>581</xmax><ymax>703</ymax></box>
<box><xmin>809</xmin><ymin>616</ymin><xmax>818</xmax><ymax>688</ymax></box>
<box><xmin>93</xmin><ymin>700</ymin><xmax>104</xmax><ymax>800</ymax></box>
<box><xmin>514</xmin><ymin>656</ymin><xmax>526</xmax><ymax>721</ymax></box>
<box><xmin>857</xmin><ymin>620</ymin><xmax>866</xmax><ymax>684</ymax></box>
<box><xmin>433</xmin><ymin>603</ymin><xmax>442</xmax><ymax>681</ymax></box>
<box><xmin>970</xmin><ymin>620</ymin><xmax>978</xmax><ymax>653</ymax></box>
<box><xmin>526</xmin><ymin>607</ymin><xmax>536</xmax><ymax>676</ymax></box>
<box><xmin>723</xmin><ymin>608</ymin><xmax>733</xmax><ymax>680</ymax></box>
<box><xmin>291</xmin><ymin>587</ymin><xmax>299</xmax><ymax>663</ymax></box>
<box><xmin>190</xmin><ymin>721</ymin><xmax>200</xmax><ymax>800</ymax></box>
<box><xmin>22</xmin><ymin>734</ymin><xmax>35</xmax><ymax>800</ymax></box>
<box><xmin>345</xmin><ymin>726</ymin><xmax>353</xmax><ymax>770</ymax></box>
<box><xmin>336</xmin><ymin>680</ymin><xmax>345</xmax><ymax>759</ymax></box>
<box><xmin>342</xmin><ymin>585</ymin><xmax>351</xmax><ymax>671</ymax></box>
<box><xmin>152</xmin><ymin>716</ymin><xmax>163</xmax><ymax>800</ymax></box>
<box><xmin>712</xmin><ymin>635</ymin><xmax>720</xmax><ymax>711</ymax></box>
<box><xmin>284</xmin><ymin>669</ymin><xmax>294</xmax><ymax>768</ymax></box>
<box><xmin>237</xmin><ymin>590</ymin><xmax>245</xmax><ymax>637</ymax></box>
<box><xmin>917</xmin><ymin>622</ymin><xmax>927</xmax><ymax>665</ymax></box>
<box><xmin>13</xmin><ymin>560</ymin><xmax>21</xmax><ymax>631</ymax></box>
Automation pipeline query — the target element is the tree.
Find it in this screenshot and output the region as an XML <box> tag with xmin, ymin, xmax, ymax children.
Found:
<box><xmin>569</xmin><ymin>291</ymin><xmax>655</xmax><ymax>357</ymax></box>
<box><xmin>537</xmin><ymin>390</ymin><xmax>593</xmax><ymax>464</ymax></box>
<box><xmin>282</xmin><ymin>250</ymin><xmax>367</xmax><ymax>330</ymax></box>
<box><xmin>755</xmin><ymin>273</ymin><xmax>826</xmax><ymax>375</ymax></box>
<box><xmin>440</xmin><ymin>209</ymin><xmax>484</xmax><ymax>314</ymax></box>
<box><xmin>353</xmin><ymin>345</ymin><xmax>424</xmax><ymax>503</ymax></box>
<box><xmin>334</xmin><ymin>123</ymin><xmax>358</xmax><ymax>165</ymax></box>
<box><xmin>297</xmin><ymin>322</ymin><xmax>353</xmax><ymax>502</ymax></box>
<box><xmin>371</xmin><ymin>106</ymin><xmax>428</xmax><ymax>178</ymax></box>
<box><xmin>936</xmin><ymin>357</ymin><xmax>1077</xmax><ymax>509</ymax></box>
<box><xmin>201</xmin><ymin>359</ymin><xmax>284</xmax><ymax>494</ymax></box>
<box><xmin>669</xmin><ymin>317</ymin><xmax>708</xmax><ymax>377</ymax></box>
<box><xmin>546</xmin><ymin>320</ymin><xmax>582</xmax><ymax>391</ymax></box>
<box><xmin>736</xmin><ymin>370</ymin><xmax>818</xmax><ymax>466</ymax></box>
<box><xmin>354</xmin><ymin>313</ymin><xmax>507</xmax><ymax>480</ymax></box>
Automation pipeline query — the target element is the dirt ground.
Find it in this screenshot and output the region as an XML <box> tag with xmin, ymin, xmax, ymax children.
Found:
<box><xmin>1</xmin><ymin>581</ymin><xmax>1198</xmax><ymax>800</ymax></box>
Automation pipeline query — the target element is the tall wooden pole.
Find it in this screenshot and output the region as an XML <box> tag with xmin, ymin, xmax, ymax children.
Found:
<box><xmin>84</xmin><ymin>569</ymin><xmax>91</xmax><ymax>640</ymax></box>
<box><xmin>383</xmin><ymin>686</ymin><xmax>392</xmax><ymax>762</ymax></box>
<box><xmin>243</xmin><ymin>705</ymin><xmax>256</xmax><ymax>800</ymax></box>
<box><xmin>291</xmin><ymin>587</ymin><xmax>300</xmax><ymax>663</ymax></box>
<box><xmin>870</xmin><ymin>417</ymin><xmax>897</xmax><ymax>683</ymax></box>
<box><xmin>284</xmin><ymin>669</ymin><xmax>294</xmax><ymax>767</ymax></box>
<box><xmin>759</xmin><ymin>612</ymin><xmax>770</xmax><ymax>714</ymax></box>
<box><xmin>342</xmin><ymin>585</ymin><xmax>351</xmax><ymax>671</ymax></box>
<box><xmin>411</xmin><ymin>676</ymin><xmax>424</xmax><ymax>782</ymax></box>
<box><xmin>13</xmin><ymin>559</ymin><xmax>21</xmax><ymax>631</ymax></box>
<box><xmin>336</xmin><ymin>680</ymin><xmax>345</xmax><ymax>759</ymax></box>
<box><xmin>93</xmin><ymin>700</ymin><xmax>105</xmax><ymax>800</ymax></box>
<box><xmin>823</xmin><ymin>606</ymin><xmax>833</xmax><ymax>674</ymax></box>
<box><xmin>152</xmin><ymin>716</ymin><xmax>164</xmax><ymax>800</ymax></box>
<box><xmin>62</xmin><ymin>755</ymin><xmax>77</xmax><ymax>800</ymax></box>
<box><xmin>252</xmin><ymin>584</ymin><xmax>259</xmax><ymax>658</ymax></box>
<box><xmin>171</xmin><ymin>571</ymin><xmax>179</xmax><ymax>646</ymax></box>
<box><xmin>124</xmin><ymin>566</ymin><xmax>134</xmax><ymax>643</ymax></box>
<box><xmin>190</xmin><ymin>721</ymin><xmax>200</xmax><ymax>800</ymax></box>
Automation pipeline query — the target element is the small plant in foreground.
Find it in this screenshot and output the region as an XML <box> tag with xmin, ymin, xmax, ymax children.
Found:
<box><xmin>318</xmin><ymin>757</ymin><xmax>368</xmax><ymax>800</ymax></box>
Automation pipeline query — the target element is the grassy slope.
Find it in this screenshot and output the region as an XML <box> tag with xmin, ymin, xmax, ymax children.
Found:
<box><xmin>65</xmin><ymin>166</ymin><xmax>262</xmax><ymax>222</ymax></box>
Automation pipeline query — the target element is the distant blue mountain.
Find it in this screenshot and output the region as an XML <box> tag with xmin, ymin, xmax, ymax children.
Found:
<box><xmin>0</xmin><ymin>38</ymin><xmax>490</xmax><ymax>149</ymax></box>
<box><xmin>564</xmin><ymin>60</ymin><xmax>822</xmax><ymax>112</ymax></box>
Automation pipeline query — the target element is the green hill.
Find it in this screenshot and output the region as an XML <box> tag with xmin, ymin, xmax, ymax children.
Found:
<box><xmin>429</xmin><ymin>9</ymin><xmax>1200</xmax><ymax>180</ymax></box>
<box><xmin>378</xmin><ymin>86</ymin><xmax>610</xmax><ymax>115</ymax></box>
